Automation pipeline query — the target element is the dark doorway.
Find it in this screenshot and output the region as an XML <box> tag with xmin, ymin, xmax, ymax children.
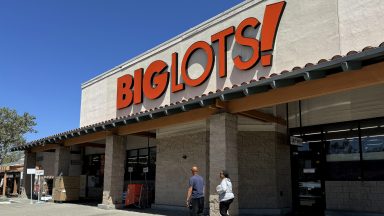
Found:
<box><xmin>290</xmin><ymin>129</ymin><xmax>325</xmax><ymax>216</ymax></box>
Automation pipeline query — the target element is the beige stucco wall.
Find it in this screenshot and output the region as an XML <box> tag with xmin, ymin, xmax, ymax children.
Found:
<box><xmin>338</xmin><ymin>0</ymin><xmax>384</xmax><ymax>54</ymax></box>
<box><xmin>79</xmin><ymin>0</ymin><xmax>384</xmax><ymax>127</ymax></box>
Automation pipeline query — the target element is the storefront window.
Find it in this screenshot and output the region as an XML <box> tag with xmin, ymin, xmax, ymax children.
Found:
<box><xmin>324</xmin><ymin>122</ymin><xmax>361</xmax><ymax>180</ymax></box>
<box><xmin>82</xmin><ymin>154</ymin><xmax>104</xmax><ymax>187</ymax></box>
<box><xmin>125</xmin><ymin>147</ymin><xmax>156</xmax><ymax>181</ymax></box>
<box><xmin>290</xmin><ymin>127</ymin><xmax>323</xmax><ymax>152</ymax></box>
<box><xmin>148</xmin><ymin>147</ymin><xmax>157</xmax><ymax>180</ymax></box>
<box><xmin>138</xmin><ymin>148</ymin><xmax>149</xmax><ymax>180</ymax></box>
<box><xmin>291</xmin><ymin>118</ymin><xmax>384</xmax><ymax>181</ymax></box>
<box><xmin>361</xmin><ymin>119</ymin><xmax>384</xmax><ymax>180</ymax></box>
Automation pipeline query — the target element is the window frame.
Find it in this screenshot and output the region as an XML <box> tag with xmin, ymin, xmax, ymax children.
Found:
<box><xmin>290</xmin><ymin>117</ymin><xmax>384</xmax><ymax>181</ymax></box>
<box><xmin>125</xmin><ymin>147</ymin><xmax>156</xmax><ymax>181</ymax></box>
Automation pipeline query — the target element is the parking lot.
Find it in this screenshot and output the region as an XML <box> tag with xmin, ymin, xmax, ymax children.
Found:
<box><xmin>0</xmin><ymin>198</ymin><xmax>186</xmax><ymax>216</ymax></box>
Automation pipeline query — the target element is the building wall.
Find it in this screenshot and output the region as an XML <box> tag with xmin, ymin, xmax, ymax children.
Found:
<box><xmin>288</xmin><ymin>84</ymin><xmax>384</xmax><ymax>128</ymax></box>
<box><xmin>68</xmin><ymin>153</ymin><xmax>82</xmax><ymax>176</ymax></box>
<box><xmin>154</xmin><ymin>118</ymin><xmax>292</xmax><ymax>212</ymax></box>
<box><xmin>126</xmin><ymin>135</ymin><xmax>157</xmax><ymax>150</ymax></box>
<box><xmin>37</xmin><ymin>149</ymin><xmax>82</xmax><ymax>177</ymax></box>
<box><xmin>36</xmin><ymin>152</ymin><xmax>55</xmax><ymax>177</ymax></box>
<box><xmin>85</xmin><ymin>146</ymin><xmax>105</xmax><ymax>155</ymax></box>
<box><xmin>79</xmin><ymin>0</ymin><xmax>384</xmax><ymax>127</ymax></box>
<box><xmin>238</xmin><ymin>131</ymin><xmax>291</xmax><ymax>210</ymax></box>
<box><xmin>338</xmin><ymin>0</ymin><xmax>384</xmax><ymax>54</ymax></box>
<box><xmin>326</xmin><ymin>181</ymin><xmax>384</xmax><ymax>213</ymax></box>
<box><xmin>80</xmin><ymin>77</ymin><xmax>116</xmax><ymax>127</ymax></box>
<box><xmin>287</xmin><ymin>84</ymin><xmax>384</xmax><ymax>214</ymax></box>
<box><xmin>155</xmin><ymin>131</ymin><xmax>207</xmax><ymax>206</ymax></box>
<box><xmin>275</xmin><ymin>132</ymin><xmax>291</xmax><ymax>208</ymax></box>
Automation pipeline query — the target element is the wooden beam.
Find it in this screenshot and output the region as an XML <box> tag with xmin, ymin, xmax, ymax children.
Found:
<box><xmin>64</xmin><ymin>131</ymin><xmax>112</xmax><ymax>146</ymax></box>
<box><xmin>239</xmin><ymin>110</ymin><xmax>287</xmax><ymax>125</ymax></box>
<box><xmin>62</xmin><ymin>108</ymin><xmax>216</xmax><ymax>147</ymax></box>
<box><xmin>215</xmin><ymin>99</ymin><xmax>227</xmax><ymax>110</ymax></box>
<box><xmin>31</xmin><ymin>144</ymin><xmax>61</xmax><ymax>153</ymax></box>
<box><xmin>225</xmin><ymin>62</ymin><xmax>384</xmax><ymax>113</ymax></box>
<box><xmin>118</xmin><ymin>107</ymin><xmax>219</xmax><ymax>135</ymax></box>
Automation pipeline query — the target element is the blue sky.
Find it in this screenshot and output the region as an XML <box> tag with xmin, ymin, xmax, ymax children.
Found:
<box><xmin>0</xmin><ymin>0</ymin><xmax>242</xmax><ymax>142</ymax></box>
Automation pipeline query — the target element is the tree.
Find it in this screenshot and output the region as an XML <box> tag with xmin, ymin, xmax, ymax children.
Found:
<box><xmin>0</xmin><ymin>107</ymin><xmax>36</xmax><ymax>164</ymax></box>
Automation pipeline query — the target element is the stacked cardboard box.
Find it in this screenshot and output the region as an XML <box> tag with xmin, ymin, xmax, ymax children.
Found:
<box><xmin>53</xmin><ymin>176</ymin><xmax>80</xmax><ymax>202</ymax></box>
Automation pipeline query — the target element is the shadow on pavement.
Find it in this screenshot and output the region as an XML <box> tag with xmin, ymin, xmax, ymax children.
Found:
<box><xmin>120</xmin><ymin>206</ymin><xmax>189</xmax><ymax>216</ymax></box>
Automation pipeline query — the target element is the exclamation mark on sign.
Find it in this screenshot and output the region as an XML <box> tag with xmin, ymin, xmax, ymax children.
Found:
<box><xmin>261</xmin><ymin>1</ymin><xmax>286</xmax><ymax>67</ymax></box>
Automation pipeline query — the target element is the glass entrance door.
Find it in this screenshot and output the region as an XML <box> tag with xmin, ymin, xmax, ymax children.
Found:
<box><xmin>291</xmin><ymin>130</ymin><xmax>325</xmax><ymax>215</ymax></box>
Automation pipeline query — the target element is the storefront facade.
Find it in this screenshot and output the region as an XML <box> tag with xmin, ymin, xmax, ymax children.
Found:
<box><xmin>0</xmin><ymin>161</ymin><xmax>23</xmax><ymax>197</ymax></box>
<box><xmin>14</xmin><ymin>0</ymin><xmax>384</xmax><ymax>215</ymax></box>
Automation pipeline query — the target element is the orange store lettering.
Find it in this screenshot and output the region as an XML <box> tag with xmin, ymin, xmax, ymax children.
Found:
<box><xmin>116</xmin><ymin>1</ymin><xmax>286</xmax><ymax>109</ymax></box>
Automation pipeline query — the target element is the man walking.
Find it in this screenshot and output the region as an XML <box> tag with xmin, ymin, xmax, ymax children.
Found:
<box><xmin>186</xmin><ymin>166</ymin><xmax>205</xmax><ymax>216</ymax></box>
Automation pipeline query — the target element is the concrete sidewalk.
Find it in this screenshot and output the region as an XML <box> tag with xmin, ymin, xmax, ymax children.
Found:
<box><xmin>0</xmin><ymin>198</ymin><xmax>188</xmax><ymax>216</ymax></box>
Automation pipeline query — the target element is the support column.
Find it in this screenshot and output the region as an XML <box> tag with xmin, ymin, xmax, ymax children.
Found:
<box><xmin>98</xmin><ymin>135</ymin><xmax>126</xmax><ymax>209</ymax></box>
<box><xmin>23</xmin><ymin>151</ymin><xmax>36</xmax><ymax>199</ymax></box>
<box><xmin>2</xmin><ymin>173</ymin><xmax>7</xmax><ymax>196</ymax></box>
<box><xmin>13</xmin><ymin>177</ymin><xmax>18</xmax><ymax>194</ymax></box>
<box><xmin>54</xmin><ymin>146</ymin><xmax>70</xmax><ymax>176</ymax></box>
<box><xmin>208</xmin><ymin>113</ymin><xmax>239</xmax><ymax>216</ymax></box>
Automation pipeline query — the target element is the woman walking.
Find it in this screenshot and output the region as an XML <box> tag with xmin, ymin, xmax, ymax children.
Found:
<box><xmin>216</xmin><ymin>170</ymin><xmax>235</xmax><ymax>216</ymax></box>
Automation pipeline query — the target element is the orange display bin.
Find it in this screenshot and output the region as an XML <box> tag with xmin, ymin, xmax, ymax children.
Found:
<box><xmin>125</xmin><ymin>184</ymin><xmax>143</xmax><ymax>206</ymax></box>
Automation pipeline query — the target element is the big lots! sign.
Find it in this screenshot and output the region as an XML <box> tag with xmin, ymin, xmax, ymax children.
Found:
<box><xmin>117</xmin><ymin>1</ymin><xmax>286</xmax><ymax>110</ymax></box>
